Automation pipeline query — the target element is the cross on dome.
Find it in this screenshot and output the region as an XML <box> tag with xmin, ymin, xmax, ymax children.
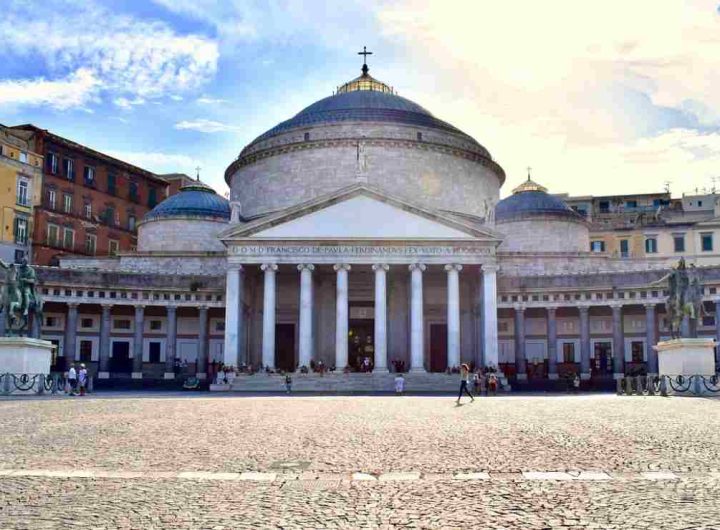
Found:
<box><xmin>358</xmin><ymin>46</ymin><xmax>373</xmax><ymax>75</ymax></box>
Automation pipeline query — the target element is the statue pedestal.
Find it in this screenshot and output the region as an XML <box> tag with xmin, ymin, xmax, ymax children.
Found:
<box><xmin>0</xmin><ymin>336</ymin><xmax>53</xmax><ymax>374</ymax></box>
<box><xmin>655</xmin><ymin>338</ymin><xmax>716</xmax><ymax>376</ymax></box>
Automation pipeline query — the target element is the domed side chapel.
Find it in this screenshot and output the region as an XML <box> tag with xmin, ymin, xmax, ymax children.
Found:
<box><xmin>35</xmin><ymin>55</ymin><xmax>711</xmax><ymax>388</ymax></box>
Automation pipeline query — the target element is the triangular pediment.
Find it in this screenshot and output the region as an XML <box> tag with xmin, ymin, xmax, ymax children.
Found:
<box><xmin>220</xmin><ymin>185</ymin><xmax>502</xmax><ymax>242</ymax></box>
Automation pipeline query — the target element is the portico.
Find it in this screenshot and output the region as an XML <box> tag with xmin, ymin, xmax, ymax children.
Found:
<box><xmin>220</xmin><ymin>186</ymin><xmax>503</xmax><ymax>374</ymax></box>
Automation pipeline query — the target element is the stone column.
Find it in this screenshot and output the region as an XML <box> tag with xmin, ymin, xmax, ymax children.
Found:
<box><xmin>261</xmin><ymin>263</ymin><xmax>278</xmax><ymax>370</ymax></box>
<box><xmin>297</xmin><ymin>264</ymin><xmax>314</xmax><ymax>370</ymax></box>
<box><xmin>611</xmin><ymin>304</ymin><xmax>625</xmax><ymax>379</ymax></box>
<box><xmin>445</xmin><ymin>264</ymin><xmax>462</xmax><ymax>370</ymax></box>
<box><xmin>63</xmin><ymin>303</ymin><xmax>79</xmax><ymax>371</ymax></box>
<box><xmin>164</xmin><ymin>306</ymin><xmax>177</xmax><ymax>379</ymax></box>
<box><xmin>197</xmin><ymin>306</ymin><xmax>209</xmax><ymax>379</ymax></box>
<box><xmin>482</xmin><ymin>264</ymin><xmax>499</xmax><ymax>370</ymax></box>
<box><xmin>97</xmin><ymin>304</ymin><xmax>111</xmax><ymax>378</ymax></box>
<box><xmin>409</xmin><ymin>263</ymin><xmax>426</xmax><ymax>372</ymax></box>
<box><xmin>372</xmin><ymin>263</ymin><xmax>389</xmax><ymax>372</ymax></box>
<box><xmin>131</xmin><ymin>305</ymin><xmax>144</xmax><ymax>379</ymax></box>
<box><xmin>579</xmin><ymin>306</ymin><xmax>591</xmax><ymax>379</ymax></box>
<box><xmin>514</xmin><ymin>304</ymin><xmax>527</xmax><ymax>380</ymax></box>
<box><xmin>223</xmin><ymin>264</ymin><xmax>243</xmax><ymax>368</ymax></box>
<box><xmin>334</xmin><ymin>264</ymin><xmax>351</xmax><ymax>369</ymax></box>
<box><xmin>547</xmin><ymin>307</ymin><xmax>558</xmax><ymax>380</ymax></box>
<box><xmin>645</xmin><ymin>303</ymin><xmax>658</xmax><ymax>375</ymax></box>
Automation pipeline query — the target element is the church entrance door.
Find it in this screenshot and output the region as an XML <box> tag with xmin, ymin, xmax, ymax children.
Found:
<box><xmin>592</xmin><ymin>341</ymin><xmax>613</xmax><ymax>378</ymax></box>
<box><xmin>348</xmin><ymin>320</ymin><xmax>374</xmax><ymax>371</ymax></box>
<box><xmin>429</xmin><ymin>324</ymin><xmax>448</xmax><ymax>372</ymax></box>
<box><xmin>275</xmin><ymin>324</ymin><xmax>295</xmax><ymax>372</ymax></box>
<box><xmin>110</xmin><ymin>341</ymin><xmax>131</xmax><ymax>373</ymax></box>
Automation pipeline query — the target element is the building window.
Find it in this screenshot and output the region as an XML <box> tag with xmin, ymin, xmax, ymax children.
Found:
<box><xmin>128</xmin><ymin>215</ymin><xmax>136</xmax><ymax>232</ymax></box>
<box><xmin>45</xmin><ymin>316</ymin><xmax>58</xmax><ymax>327</ymax></box>
<box><xmin>13</xmin><ymin>217</ymin><xmax>28</xmax><ymax>245</ymax></box>
<box><xmin>149</xmin><ymin>342</ymin><xmax>161</xmax><ymax>363</ymax></box>
<box><xmin>81</xmin><ymin>318</ymin><xmax>94</xmax><ymax>328</ymax></box>
<box><xmin>673</xmin><ymin>235</ymin><xmax>685</xmax><ymax>253</ymax></box>
<box><xmin>129</xmin><ymin>182</ymin><xmax>139</xmax><ymax>202</ymax></box>
<box><xmin>83</xmin><ymin>166</ymin><xmax>95</xmax><ymax>185</ymax></box>
<box><xmin>645</xmin><ymin>237</ymin><xmax>658</xmax><ymax>254</ymax></box>
<box><xmin>562</xmin><ymin>343</ymin><xmax>575</xmax><ymax>363</ymax></box>
<box><xmin>107</xmin><ymin>174</ymin><xmax>116</xmax><ymax>195</ymax></box>
<box><xmin>620</xmin><ymin>239</ymin><xmax>629</xmax><ymax>258</ymax></box>
<box><xmin>625</xmin><ymin>200</ymin><xmax>637</xmax><ymax>209</ymax></box>
<box><xmin>79</xmin><ymin>340</ymin><xmax>93</xmax><ymax>362</ymax></box>
<box><xmin>104</xmin><ymin>206</ymin><xmax>115</xmax><ymax>227</ymax></box>
<box><xmin>698</xmin><ymin>200</ymin><xmax>704</xmax><ymax>207</ymax></box>
<box><xmin>47</xmin><ymin>224</ymin><xmax>60</xmax><ymax>246</ymax></box>
<box><xmin>47</xmin><ymin>189</ymin><xmax>56</xmax><ymax>210</ymax></box>
<box><xmin>590</xmin><ymin>241</ymin><xmax>605</xmax><ymax>253</ymax></box>
<box><xmin>598</xmin><ymin>200</ymin><xmax>610</xmax><ymax>213</ymax></box>
<box><xmin>63</xmin><ymin>158</ymin><xmax>75</xmax><ymax>180</ymax></box>
<box><xmin>85</xmin><ymin>233</ymin><xmax>97</xmax><ymax>255</ymax></box>
<box><xmin>702</xmin><ymin>315</ymin><xmax>715</xmax><ymax>327</ymax></box>
<box><xmin>113</xmin><ymin>319</ymin><xmax>131</xmax><ymax>330</ymax></box>
<box><xmin>16</xmin><ymin>178</ymin><xmax>29</xmax><ymax>206</ymax></box>
<box><xmin>62</xmin><ymin>227</ymin><xmax>74</xmax><ymax>250</ymax></box>
<box><xmin>14</xmin><ymin>249</ymin><xmax>25</xmax><ymax>264</ymax></box>
<box><xmin>19</xmin><ymin>151</ymin><xmax>28</xmax><ymax>164</ymax></box>
<box><xmin>631</xmin><ymin>341</ymin><xmax>644</xmax><ymax>363</ymax></box>
<box><xmin>63</xmin><ymin>194</ymin><xmax>73</xmax><ymax>214</ymax></box>
<box><xmin>47</xmin><ymin>153</ymin><xmax>59</xmax><ymax>174</ymax></box>
<box><xmin>84</xmin><ymin>202</ymin><xmax>92</xmax><ymax>219</ymax></box>
<box><xmin>150</xmin><ymin>320</ymin><xmax>162</xmax><ymax>331</ymax></box>
<box><xmin>108</xmin><ymin>239</ymin><xmax>119</xmax><ymax>256</ymax></box>
<box><xmin>702</xmin><ymin>233</ymin><xmax>714</xmax><ymax>252</ymax></box>
<box><xmin>148</xmin><ymin>188</ymin><xmax>157</xmax><ymax>208</ymax></box>
<box><xmin>304</xmin><ymin>132</ymin><xmax>310</xmax><ymax>141</ymax></box>
<box><xmin>215</xmin><ymin>321</ymin><xmax>225</xmax><ymax>332</ymax></box>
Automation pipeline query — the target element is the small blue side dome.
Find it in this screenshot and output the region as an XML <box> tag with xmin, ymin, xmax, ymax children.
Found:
<box><xmin>144</xmin><ymin>183</ymin><xmax>230</xmax><ymax>222</ymax></box>
<box><xmin>495</xmin><ymin>178</ymin><xmax>582</xmax><ymax>223</ymax></box>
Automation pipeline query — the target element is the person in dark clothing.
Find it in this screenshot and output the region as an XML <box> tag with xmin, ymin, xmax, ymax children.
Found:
<box><xmin>456</xmin><ymin>363</ymin><xmax>474</xmax><ymax>404</ymax></box>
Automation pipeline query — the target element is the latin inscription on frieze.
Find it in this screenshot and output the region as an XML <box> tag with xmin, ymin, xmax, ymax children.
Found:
<box><xmin>230</xmin><ymin>245</ymin><xmax>493</xmax><ymax>256</ymax></box>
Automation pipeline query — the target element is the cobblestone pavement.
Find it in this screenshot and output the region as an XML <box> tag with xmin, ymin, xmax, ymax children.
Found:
<box><xmin>1</xmin><ymin>394</ymin><xmax>719</xmax><ymax>528</ymax></box>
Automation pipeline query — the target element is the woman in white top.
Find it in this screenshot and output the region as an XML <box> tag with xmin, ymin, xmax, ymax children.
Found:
<box><xmin>456</xmin><ymin>364</ymin><xmax>474</xmax><ymax>404</ymax></box>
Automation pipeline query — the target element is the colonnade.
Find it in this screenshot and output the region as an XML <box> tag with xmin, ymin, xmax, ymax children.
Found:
<box><xmin>223</xmin><ymin>262</ymin><xmax>500</xmax><ymax>372</ymax></box>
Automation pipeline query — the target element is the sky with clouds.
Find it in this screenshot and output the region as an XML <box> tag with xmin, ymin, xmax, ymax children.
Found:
<box><xmin>1</xmin><ymin>0</ymin><xmax>720</xmax><ymax>198</ymax></box>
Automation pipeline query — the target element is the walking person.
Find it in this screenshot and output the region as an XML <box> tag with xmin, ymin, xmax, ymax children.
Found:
<box><xmin>573</xmin><ymin>373</ymin><xmax>581</xmax><ymax>394</ymax></box>
<box><xmin>67</xmin><ymin>364</ymin><xmax>78</xmax><ymax>396</ymax></box>
<box><xmin>285</xmin><ymin>373</ymin><xmax>292</xmax><ymax>394</ymax></box>
<box><xmin>78</xmin><ymin>364</ymin><xmax>88</xmax><ymax>396</ymax></box>
<box><xmin>394</xmin><ymin>373</ymin><xmax>405</xmax><ymax>395</ymax></box>
<box><xmin>456</xmin><ymin>363</ymin><xmax>474</xmax><ymax>405</ymax></box>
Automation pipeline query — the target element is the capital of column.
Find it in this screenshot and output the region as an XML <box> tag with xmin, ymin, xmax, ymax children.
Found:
<box><xmin>227</xmin><ymin>263</ymin><xmax>244</xmax><ymax>272</ymax></box>
<box><xmin>513</xmin><ymin>303</ymin><xmax>525</xmax><ymax>313</ymax></box>
<box><xmin>297</xmin><ymin>263</ymin><xmax>315</xmax><ymax>272</ymax></box>
<box><xmin>643</xmin><ymin>302</ymin><xmax>656</xmax><ymax>311</ymax></box>
<box><xmin>167</xmin><ymin>305</ymin><xmax>177</xmax><ymax>314</ymax></box>
<box><xmin>610</xmin><ymin>302</ymin><xmax>624</xmax><ymax>312</ymax></box>
<box><xmin>547</xmin><ymin>306</ymin><xmax>558</xmax><ymax>316</ymax></box>
<box><xmin>261</xmin><ymin>263</ymin><xmax>278</xmax><ymax>272</ymax></box>
<box><xmin>372</xmin><ymin>263</ymin><xmax>389</xmax><ymax>272</ymax></box>
<box><xmin>482</xmin><ymin>263</ymin><xmax>499</xmax><ymax>273</ymax></box>
<box><xmin>444</xmin><ymin>264</ymin><xmax>463</xmax><ymax>272</ymax></box>
<box><xmin>199</xmin><ymin>305</ymin><xmax>209</xmax><ymax>313</ymax></box>
<box><xmin>578</xmin><ymin>305</ymin><xmax>590</xmax><ymax>314</ymax></box>
<box><xmin>333</xmin><ymin>263</ymin><xmax>351</xmax><ymax>272</ymax></box>
<box><xmin>67</xmin><ymin>302</ymin><xmax>80</xmax><ymax>310</ymax></box>
<box><xmin>408</xmin><ymin>263</ymin><xmax>426</xmax><ymax>272</ymax></box>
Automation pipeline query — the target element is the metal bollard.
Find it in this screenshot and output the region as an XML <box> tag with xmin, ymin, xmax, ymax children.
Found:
<box><xmin>51</xmin><ymin>374</ymin><xmax>59</xmax><ymax>395</ymax></box>
<box><xmin>636</xmin><ymin>376</ymin><xmax>644</xmax><ymax>395</ymax></box>
<box><xmin>2</xmin><ymin>374</ymin><xmax>10</xmax><ymax>395</ymax></box>
<box><xmin>616</xmin><ymin>377</ymin><xmax>623</xmax><ymax>395</ymax></box>
<box><xmin>625</xmin><ymin>376</ymin><xmax>633</xmax><ymax>395</ymax></box>
<box><xmin>693</xmin><ymin>376</ymin><xmax>702</xmax><ymax>396</ymax></box>
<box><xmin>647</xmin><ymin>377</ymin><xmax>655</xmax><ymax>396</ymax></box>
<box><xmin>660</xmin><ymin>376</ymin><xmax>668</xmax><ymax>397</ymax></box>
<box><xmin>88</xmin><ymin>375</ymin><xmax>94</xmax><ymax>394</ymax></box>
<box><xmin>37</xmin><ymin>374</ymin><xmax>44</xmax><ymax>395</ymax></box>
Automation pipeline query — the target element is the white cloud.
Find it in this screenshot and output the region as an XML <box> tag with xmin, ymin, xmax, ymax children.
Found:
<box><xmin>114</xmin><ymin>96</ymin><xmax>146</xmax><ymax>110</ymax></box>
<box><xmin>0</xmin><ymin>0</ymin><xmax>219</xmax><ymax>110</ymax></box>
<box><xmin>0</xmin><ymin>68</ymin><xmax>100</xmax><ymax>110</ymax></box>
<box><xmin>175</xmin><ymin>119</ymin><xmax>239</xmax><ymax>133</ymax></box>
<box><xmin>106</xmin><ymin>150</ymin><xmax>202</xmax><ymax>175</ymax></box>
<box><xmin>197</xmin><ymin>96</ymin><xmax>227</xmax><ymax>105</ymax></box>
<box><xmin>376</xmin><ymin>0</ymin><xmax>720</xmax><ymax>196</ymax></box>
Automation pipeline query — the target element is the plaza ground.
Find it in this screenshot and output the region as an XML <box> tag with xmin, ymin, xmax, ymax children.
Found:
<box><xmin>0</xmin><ymin>394</ymin><xmax>719</xmax><ymax>529</ymax></box>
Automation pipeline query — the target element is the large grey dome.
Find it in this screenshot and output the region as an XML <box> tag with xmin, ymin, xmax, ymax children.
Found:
<box><xmin>246</xmin><ymin>90</ymin><xmax>489</xmax><ymax>157</ymax></box>
<box><xmin>496</xmin><ymin>179</ymin><xmax>582</xmax><ymax>223</ymax></box>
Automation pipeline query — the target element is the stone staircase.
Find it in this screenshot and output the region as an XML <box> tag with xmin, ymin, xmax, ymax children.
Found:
<box><xmin>213</xmin><ymin>372</ymin><xmax>477</xmax><ymax>394</ymax></box>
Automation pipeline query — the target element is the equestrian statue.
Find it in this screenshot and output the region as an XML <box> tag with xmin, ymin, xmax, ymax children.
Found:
<box><xmin>0</xmin><ymin>258</ymin><xmax>43</xmax><ymax>336</ymax></box>
<box><xmin>653</xmin><ymin>258</ymin><xmax>705</xmax><ymax>339</ymax></box>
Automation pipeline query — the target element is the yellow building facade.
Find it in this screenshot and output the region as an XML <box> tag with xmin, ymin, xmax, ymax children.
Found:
<box><xmin>0</xmin><ymin>125</ymin><xmax>43</xmax><ymax>263</ymax></box>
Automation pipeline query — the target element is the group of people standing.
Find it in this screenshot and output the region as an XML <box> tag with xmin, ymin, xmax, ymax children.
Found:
<box><xmin>457</xmin><ymin>364</ymin><xmax>499</xmax><ymax>404</ymax></box>
<box><xmin>65</xmin><ymin>363</ymin><xmax>89</xmax><ymax>396</ymax></box>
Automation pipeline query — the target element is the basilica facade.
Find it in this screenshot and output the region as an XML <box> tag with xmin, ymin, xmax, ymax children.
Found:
<box><xmin>35</xmin><ymin>66</ymin><xmax>720</xmax><ymax>387</ymax></box>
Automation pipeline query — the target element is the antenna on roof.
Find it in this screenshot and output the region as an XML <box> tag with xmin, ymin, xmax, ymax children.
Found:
<box><xmin>526</xmin><ymin>166</ymin><xmax>532</xmax><ymax>181</ymax></box>
<box><xmin>663</xmin><ymin>181</ymin><xmax>671</xmax><ymax>194</ymax></box>
<box><xmin>195</xmin><ymin>166</ymin><xmax>201</xmax><ymax>181</ymax></box>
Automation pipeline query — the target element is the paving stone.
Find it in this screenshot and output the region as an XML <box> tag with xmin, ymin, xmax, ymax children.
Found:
<box><xmin>352</xmin><ymin>473</ymin><xmax>377</xmax><ymax>481</ymax></box>
<box><xmin>522</xmin><ymin>472</ymin><xmax>574</xmax><ymax>480</ymax></box>
<box><xmin>453</xmin><ymin>472</ymin><xmax>491</xmax><ymax>480</ymax></box>
<box><xmin>238</xmin><ymin>472</ymin><xmax>277</xmax><ymax>481</ymax></box>
<box><xmin>640</xmin><ymin>471</ymin><xmax>679</xmax><ymax>480</ymax></box>
<box><xmin>378</xmin><ymin>472</ymin><xmax>421</xmax><ymax>481</ymax></box>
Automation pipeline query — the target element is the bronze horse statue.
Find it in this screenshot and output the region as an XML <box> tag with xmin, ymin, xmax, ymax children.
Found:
<box><xmin>0</xmin><ymin>260</ymin><xmax>43</xmax><ymax>336</ymax></box>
